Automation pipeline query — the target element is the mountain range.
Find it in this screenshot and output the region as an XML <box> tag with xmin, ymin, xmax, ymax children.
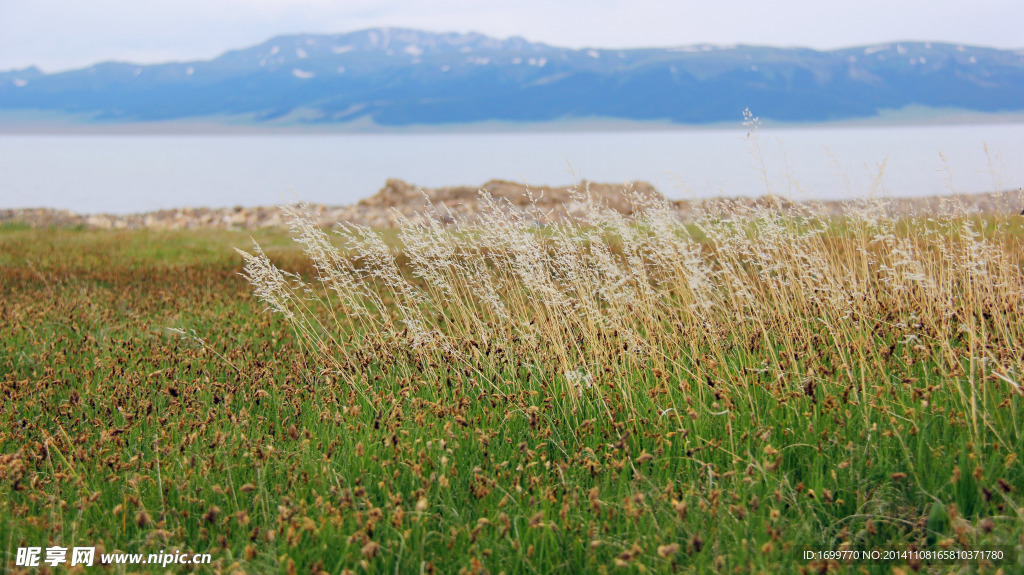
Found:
<box><xmin>2</xmin><ymin>28</ymin><xmax>1023</xmax><ymax>127</ymax></box>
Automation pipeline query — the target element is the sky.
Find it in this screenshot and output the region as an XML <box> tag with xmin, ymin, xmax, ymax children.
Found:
<box><xmin>2</xmin><ymin>0</ymin><xmax>1022</xmax><ymax>72</ymax></box>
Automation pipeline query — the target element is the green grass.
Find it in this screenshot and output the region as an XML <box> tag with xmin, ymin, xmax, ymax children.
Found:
<box><xmin>1</xmin><ymin>225</ymin><xmax>1021</xmax><ymax>574</ymax></box>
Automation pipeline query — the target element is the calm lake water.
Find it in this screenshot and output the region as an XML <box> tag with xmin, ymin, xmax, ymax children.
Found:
<box><xmin>1</xmin><ymin>123</ymin><xmax>1022</xmax><ymax>214</ymax></box>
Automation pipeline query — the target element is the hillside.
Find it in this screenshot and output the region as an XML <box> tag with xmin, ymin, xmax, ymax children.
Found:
<box><xmin>2</xmin><ymin>28</ymin><xmax>1023</xmax><ymax>127</ymax></box>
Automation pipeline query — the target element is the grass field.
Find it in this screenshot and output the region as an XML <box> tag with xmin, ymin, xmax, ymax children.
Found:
<box><xmin>1</xmin><ymin>197</ymin><xmax>1023</xmax><ymax>574</ymax></box>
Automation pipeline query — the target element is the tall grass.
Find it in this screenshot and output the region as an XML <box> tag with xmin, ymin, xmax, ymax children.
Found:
<box><xmin>241</xmin><ymin>189</ymin><xmax>1024</xmax><ymax>429</ymax></box>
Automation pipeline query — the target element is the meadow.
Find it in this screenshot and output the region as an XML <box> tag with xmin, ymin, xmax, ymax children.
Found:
<box><xmin>1</xmin><ymin>187</ymin><xmax>1023</xmax><ymax>574</ymax></box>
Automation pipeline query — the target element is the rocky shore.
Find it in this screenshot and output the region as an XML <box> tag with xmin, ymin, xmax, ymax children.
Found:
<box><xmin>3</xmin><ymin>179</ymin><xmax>1022</xmax><ymax>230</ymax></box>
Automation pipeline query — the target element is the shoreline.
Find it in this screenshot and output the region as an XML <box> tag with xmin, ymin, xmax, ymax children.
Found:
<box><xmin>3</xmin><ymin>179</ymin><xmax>1021</xmax><ymax>230</ymax></box>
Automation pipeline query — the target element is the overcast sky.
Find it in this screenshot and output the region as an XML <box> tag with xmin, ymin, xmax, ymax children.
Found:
<box><xmin>2</xmin><ymin>0</ymin><xmax>1022</xmax><ymax>72</ymax></box>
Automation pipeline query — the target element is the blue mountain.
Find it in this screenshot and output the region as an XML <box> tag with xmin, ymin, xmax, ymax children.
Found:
<box><xmin>1</xmin><ymin>28</ymin><xmax>1022</xmax><ymax>126</ymax></box>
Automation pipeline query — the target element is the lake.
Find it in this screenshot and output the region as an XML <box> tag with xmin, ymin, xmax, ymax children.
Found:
<box><xmin>1</xmin><ymin>122</ymin><xmax>1022</xmax><ymax>214</ymax></box>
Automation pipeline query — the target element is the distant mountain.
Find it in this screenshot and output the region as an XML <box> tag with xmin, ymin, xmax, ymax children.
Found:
<box><xmin>1</xmin><ymin>28</ymin><xmax>1023</xmax><ymax>126</ymax></box>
